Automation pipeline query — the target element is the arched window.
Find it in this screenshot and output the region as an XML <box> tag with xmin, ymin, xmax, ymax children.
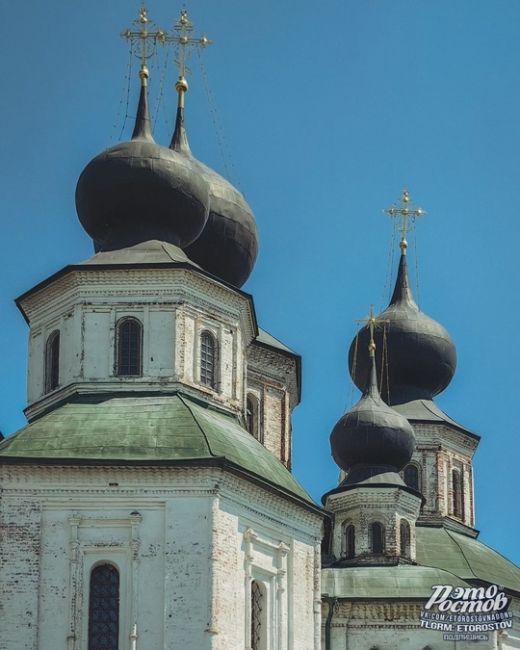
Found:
<box><xmin>370</xmin><ymin>522</ymin><xmax>385</xmax><ymax>554</ymax></box>
<box><xmin>404</xmin><ymin>464</ymin><xmax>420</xmax><ymax>491</ymax></box>
<box><xmin>246</xmin><ymin>394</ymin><xmax>260</xmax><ymax>440</ymax></box>
<box><xmin>345</xmin><ymin>524</ymin><xmax>355</xmax><ymax>559</ymax></box>
<box><xmin>452</xmin><ymin>468</ymin><xmax>464</xmax><ymax>519</ymax></box>
<box><xmin>200</xmin><ymin>331</ymin><xmax>217</xmax><ymax>388</ymax></box>
<box><xmin>400</xmin><ymin>519</ymin><xmax>411</xmax><ymax>556</ymax></box>
<box><xmin>251</xmin><ymin>580</ymin><xmax>266</xmax><ymax>650</ymax></box>
<box><xmin>88</xmin><ymin>563</ymin><xmax>120</xmax><ymax>650</ymax></box>
<box><xmin>45</xmin><ymin>330</ymin><xmax>60</xmax><ymax>392</ymax></box>
<box><xmin>116</xmin><ymin>317</ymin><xmax>142</xmax><ymax>376</ymax></box>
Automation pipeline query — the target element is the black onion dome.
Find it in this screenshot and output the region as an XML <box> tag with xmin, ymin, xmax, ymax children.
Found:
<box><xmin>75</xmin><ymin>81</ymin><xmax>209</xmax><ymax>252</ymax></box>
<box><xmin>170</xmin><ymin>101</ymin><xmax>258</xmax><ymax>287</ymax></box>
<box><xmin>348</xmin><ymin>251</ymin><xmax>457</xmax><ymax>404</ymax></box>
<box><xmin>331</xmin><ymin>351</ymin><xmax>416</xmax><ymax>474</ymax></box>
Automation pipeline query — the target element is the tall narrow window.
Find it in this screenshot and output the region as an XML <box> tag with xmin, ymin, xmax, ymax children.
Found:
<box><xmin>400</xmin><ymin>519</ymin><xmax>411</xmax><ymax>556</ymax></box>
<box><xmin>246</xmin><ymin>394</ymin><xmax>260</xmax><ymax>440</ymax></box>
<box><xmin>116</xmin><ymin>317</ymin><xmax>142</xmax><ymax>376</ymax></box>
<box><xmin>88</xmin><ymin>563</ymin><xmax>120</xmax><ymax>650</ymax></box>
<box><xmin>404</xmin><ymin>464</ymin><xmax>420</xmax><ymax>491</ymax></box>
<box><xmin>452</xmin><ymin>468</ymin><xmax>464</xmax><ymax>519</ymax></box>
<box><xmin>251</xmin><ymin>580</ymin><xmax>266</xmax><ymax>650</ymax></box>
<box><xmin>200</xmin><ymin>331</ymin><xmax>217</xmax><ymax>388</ymax></box>
<box><xmin>370</xmin><ymin>522</ymin><xmax>385</xmax><ymax>554</ymax></box>
<box><xmin>45</xmin><ymin>330</ymin><xmax>60</xmax><ymax>392</ymax></box>
<box><xmin>345</xmin><ymin>524</ymin><xmax>355</xmax><ymax>559</ymax></box>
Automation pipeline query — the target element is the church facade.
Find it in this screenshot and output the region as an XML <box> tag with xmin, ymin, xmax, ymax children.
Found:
<box><xmin>1</xmin><ymin>8</ymin><xmax>519</xmax><ymax>650</ymax></box>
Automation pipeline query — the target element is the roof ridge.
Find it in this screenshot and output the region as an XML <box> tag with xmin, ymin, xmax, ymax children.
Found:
<box><xmin>178</xmin><ymin>394</ymin><xmax>216</xmax><ymax>458</ymax></box>
<box><xmin>444</xmin><ymin>528</ymin><xmax>478</xmax><ymax>579</ymax></box>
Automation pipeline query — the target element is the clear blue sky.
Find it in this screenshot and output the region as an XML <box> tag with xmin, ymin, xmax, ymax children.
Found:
<box><xmin>1</xmin><ymin>1</ymin><xmax>519</xmax><ymax>564</ymax></box>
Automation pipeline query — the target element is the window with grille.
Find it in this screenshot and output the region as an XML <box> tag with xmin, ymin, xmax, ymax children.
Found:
<box><xmin>404</xmin><ymin>464</ymin><xmax>420</xmax><ymax>491</ymax></box>
<box><xmin>370</xmin><ymin>522</ymin><xmax>385</xmax><ymax>554</ymax></box>
<box><xmin>452</xmin><ymin>468</ymin><xmax>464</xmax><ymax>519</ymax></box>
<box><xmin>200</xmin><ymin>331</ymin><xmax>217</xmax><ymax>388</ymax></box>
<box><xmin>251</xmin><ymin>580</ymin><xmax>265</xmax><ymax>650</ymax></box>
<box><xmin>116</xmin><ymin>318</ymin><xmax>142</xmax><ymax>376</ymax></box>
<box><xmin>400</xmin><ymin>519</ymin><xmax>411</xmax><ymax>556</ymax></box>
<box><xmin>246</xmin><ymin>394</ymin><xmax>260</xmax><ymax>440</ymax></box>
<box><xmin>344</xmin><ymin>524</ymin><xmax>355</xmax><ymax>559</ymax></box>
<box><xmin>88</xmin><ymin>564</ymin><xmax>120</xmax><ymax>650</ymax></box>
<box><xmin>45</xmin><ymin>330</ymin><xmax>60</xmax><ymax>392</ymax></box>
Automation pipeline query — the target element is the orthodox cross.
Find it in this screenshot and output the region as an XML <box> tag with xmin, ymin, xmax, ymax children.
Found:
<box><xmin>163</xmin><ymin>8</ymin><xmax>212</xmax><ymax>92</ymax></box>
<box><xmin>355</xmin><ymin>305</ymin><xmax>390</xmax><ymax>356</ymax></box>
<box><xmin>121</xmin><ymin>7</ymin><xmax>165</xmax><ymax>80</ymax></box>
<box><xmin>384</xmin><ymin>190</ymin><xmax>426</xmax><ymax>253</ymax></box>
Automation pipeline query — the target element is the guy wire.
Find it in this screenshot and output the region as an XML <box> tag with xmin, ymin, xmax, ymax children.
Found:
<box><xmin>412</xmin><ymin>220</ymin><xmax>421</xmax><ymax>309</ymax></box>
<box><xmin>153</xmin><ymin>43</ymin><xmax>171</xmax><ymax>131</ymax></box>
<box><xmin>197</xmin><ymin>48</ymin><xmax>240</xmax><ymax>189</ymax></box>
<box><xmin>114</xmin><ymin>40</ymin><xmax>134</xmax><ymax>142</ymax></box>
<box><xmin>349</xmin><ymin>332</ymin><xmax>359</xmax><ymax>408</ymax></box>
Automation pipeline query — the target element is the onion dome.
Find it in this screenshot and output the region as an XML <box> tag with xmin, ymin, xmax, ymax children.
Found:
<box><xmin>75</xmin><ymin>67</ymin><xmax>209</xmax><ymax>252</ymax></box>
<box><xmin>348</xmin><ymin>243</ymin><xmax>456</xmax><ymax>405</ymax></box>
<box><xmin>170</xmin><ymin>77</ymin><xmax>258</xmax><ymax>287</ymax></box>
<box><xmin>331</xmin><ymin>327</ymin><xmax>416</xmax><ymax>483</ymax></box>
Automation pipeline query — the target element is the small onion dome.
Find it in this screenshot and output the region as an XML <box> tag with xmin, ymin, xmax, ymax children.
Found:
<box><xmin>75</xmin><ymin>74</ymin><xmax>209</xmax><ymax>252</ymax></box>
<box><xmin>348</xmin><ymin>251</ymin><xmax>457</xmax><ymax>404</ymax></box>
<box><xmin>331</xmin><ymin>345</ymin><xmax>416</xmax><ymax>474</ymax></box>
<box><xmin>170</xmin><ymin>89</ymin><xmax>258</xmax><ymax>287</ymax></box>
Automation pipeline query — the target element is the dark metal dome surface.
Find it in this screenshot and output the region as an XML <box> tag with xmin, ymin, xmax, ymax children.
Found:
<box><xmin>75</xmin><ymin>83</ymin><xmax>209</xmax><ymax>252</ymax></box>
<box><xmin>331</xmin><ymin>353</ymin><xmax>416</xmax><ymax>473</ymax></box>
<box><xmin>348</xmin><ymin>252</ymin><xmax>456</xmax><ymax>404</ymax></box>
<box><xmin>170</xmin><ymin>103</ymin><xmax>258</xmax><ymax>287</ymax></box>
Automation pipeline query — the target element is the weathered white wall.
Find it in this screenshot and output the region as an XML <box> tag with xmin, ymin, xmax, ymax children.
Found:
<box><xmin>0</xmin><ymin>464</ymin><xmax>322</xmax><ymax>650</ymax></box>
<box><xmin>404</xmin><ymin>422</ymin><xmax>478</xmax><ymax>530</ymax></box>
<box><xmin>323</xmin><ymin>600</ymin><xmax>519</xmax><ymax>650</ymax></box>
<box><xmin>325</xmin><ymin>487</ymin><xmax>421</xmax><ymax>563</ymax></box>
<box><xmin>21</xmin><ymin>269</ymin><xmax>256</xmax><ymax>421</ymax></box>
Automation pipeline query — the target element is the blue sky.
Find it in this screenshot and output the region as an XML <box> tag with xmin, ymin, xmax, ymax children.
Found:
<box><xmin>1</xmin><ymin>1</ymin><xmax>519</xmax><ymax>564</ymax></box>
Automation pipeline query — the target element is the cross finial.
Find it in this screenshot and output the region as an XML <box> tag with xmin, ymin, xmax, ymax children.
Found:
<box><xmin>355</xmin><ymin>305</ymin><xmax>389</xmax><ymax>357</ymax></box>
<box><xmin>384</xmin><ymin>189</ymin><xmax>426</xmax><ymax>254</ymax></box>
<box><xmin>163</xmin><ymin>8</ymin><xmax>212</xmax><ymax>103</ymax></box>
<box><xmin>121</xmin><ymin>6</ymin><xmax>165</xmax><ymax>85</ymax></box>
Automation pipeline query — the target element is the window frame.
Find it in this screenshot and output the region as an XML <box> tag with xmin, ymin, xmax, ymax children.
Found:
<box><xmin>115</xmin><ymin>316</ymin><xmax>143</xmax><ymax>377</ymax></box>
<box><xmin>344</xmin><ymin>523</ymin><xmax>355</xmax><ymax>559</ymax></box>
<box><xmin>246</xmin><ymin>393</ymin><xmax>261</xmax><ymax>441</ymax></box>
<box><xmin>44</xmin><ymin>329</ymin><xmax>60</xmax><ymax>393</ymax></box>
<box><xmin>452</xmin><ymin>467</ymin><xmax>464</xmax><ymax>520</ymax></box>
<box><xmin>200</xmin><ymin>329</ymin><xmax>218</xmax><ymax>389</ymax></box>
<box><xmin>399</xmin><ymin>519</ymin><xmax>411</xmax><ymax>557</ymax></box>
<box><xmin>87</xmin><ymin>562</ymin><xmax>120</xmax><ymax>650</ymax></box>
<box><xmin>403</xmin><ymin>463</ymin><xmax>421</xmax><ymax>491</ymax></box>
<box><xmin>370</xmin><ymin>521</ymin><xmax>385</xmax><ymax>554</ymax></box>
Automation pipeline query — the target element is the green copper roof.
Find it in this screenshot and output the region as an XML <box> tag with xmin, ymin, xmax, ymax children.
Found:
<box><xmin>0</xmin><ymin>393</ymin><xmax>314</xmax><ymax>505</ymax></box>
<box><xmin>323</xmin><ymin>525</ymin><xmax>520</xmax><ymax>599</ymax></box>
<box><xmin>392</xmin><ymin>399</ymin><xmax>478</xmax><ymax>438</ymax></box>
<box><xmin>322</xmin><ymin>565</ymin><xmax>470</xmax><ymax>599</ymax></box>
<box><xmin>256</xmin><ymin>328</ymin><xmax>296</xmax><ymax>355</ymax></box>
<box><xmin>416</xmin><ymin>525</ymin><xmax>520</xmax><ymax>594</ymax></box>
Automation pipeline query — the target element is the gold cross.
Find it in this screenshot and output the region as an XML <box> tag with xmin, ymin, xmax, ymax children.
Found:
<box><xmin>384</xmin><ymin>190</ymin><xmax>426</xmax><ymax>252</ymax></box>
<box><xmin>121</xmin><ymin>7</ymin><xmax>165</xmax><ymax>80</ymax></box>
<box><xmin>355</xmin><ymin>305</ymin><xmax>389</xmax><ymax>356</ymax></box>
<box><xmin>163</xmin><ymin>8</ymin><xmax>212</xmax><ymax>92</ymax></box>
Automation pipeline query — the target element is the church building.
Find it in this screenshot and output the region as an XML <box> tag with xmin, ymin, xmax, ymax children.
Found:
<box><xmin>1</xmin><ymin>7</ymin><xmax>519</xmax><ymax>650</ymax></box>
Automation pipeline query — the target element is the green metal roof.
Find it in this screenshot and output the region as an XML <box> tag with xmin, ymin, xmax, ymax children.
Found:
<box><xmin>392</xmin><ymin>399</ymin><xmax>479</xmax><ymax>439</ymax></box>
<box><xmin>256</xmin><ymin>328</ymin><xmax>296</xmax><ymax>355</ymax></box>
<box><xmin>322</xmin><ymin>565</ymin><xmax>470</xmax><ymax>599</ymax></box>
<box><xmin>0</xmin><ymin>393</ymin><xmax>314</xmax><ymax>506</ymax></box>
<box><xmin>323</xmin><ymin>525</ymin><xmax>520</xmax><ymax>599</ymax></box>
<box><xmin>416</xmin><ymin>525</ymin><xmax>520</xmax><ymax>594</ymax></box>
